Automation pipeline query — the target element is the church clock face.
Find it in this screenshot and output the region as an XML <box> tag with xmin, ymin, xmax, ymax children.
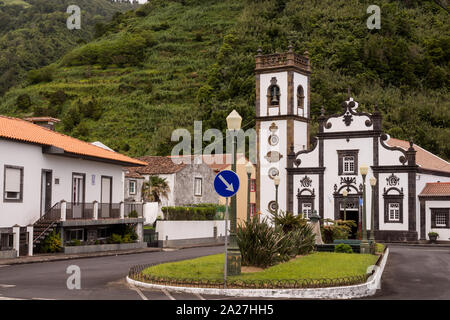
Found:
<box><xmin>268</xmin><ymin>134</ymin><xmax>279</xmax><ymax>146</ymax></box>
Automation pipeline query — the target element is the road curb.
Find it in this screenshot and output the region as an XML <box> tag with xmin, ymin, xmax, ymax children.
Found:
<box><xmin>127</xmin><ymin>248</ymin><xmax>389</xmax><ymax>299</ymax></box>
<box><xmin>0</xmin><ymin>247</ymin><xmax>162</xmax><ymax>266</ymax></box>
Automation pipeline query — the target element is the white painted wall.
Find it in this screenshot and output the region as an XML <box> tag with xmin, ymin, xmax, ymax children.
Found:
<box><xmin>323</xmin><ymin>100</ymin><xmax>373</xmax><ymax>133</ymax></box>
<box><xmin>259</xmin><ymin>120</ymin><xmax>287</xmax><ymax>220</ymax></box>
<box><xmin>293</xmin><ymin>72</ymin><xmax>309</xmax><ymax>117</ymax></box>
<box><xmin>0</xmin><ymin>139</ymin><xmax>125</xmax><ymax>228</ymax></box>
<box><xmin>155</xmin><ymin>220</ymin><xmax>229</xmax><ymax>241</ymax></box>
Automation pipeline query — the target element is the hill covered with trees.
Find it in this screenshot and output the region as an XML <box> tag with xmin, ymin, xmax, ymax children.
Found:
<box><xmin>0</xmin><ymin>0</ymin><xmax>448</xmax><ymax>160</ymax></box>
<box><xmin>0</xmin><ymin>0</ymin><xmax>137</xmax><ymax>95</ymax></box>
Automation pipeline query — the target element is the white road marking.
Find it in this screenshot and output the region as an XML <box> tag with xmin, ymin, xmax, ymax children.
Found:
<box><xmin>129</xmin><ymin>284</ymin><xmax>148</xmax><ymax>301</ymax></box>
<box><xmin>193</xmin><ymin>292</ymin><xmax>205</xmax><ymax>300</ymax></box>
<box><xmin>0</xmin><ymin>284</ymin><xmax>15</xmax><ymax>288</ymax></box>
<box><xmin>0</xmin><ymin>265</ymin><xmax>10</xmax><ymax>268</ymax></box>
<box><xmin>32</xmin><ymin>298</ymin><xmax>56</xmax><ymax>300</ymax></box>
<box><xmin>161</xmin><ymin>288</ymin><xmax>176</xmax><ymax>300</ymax></box>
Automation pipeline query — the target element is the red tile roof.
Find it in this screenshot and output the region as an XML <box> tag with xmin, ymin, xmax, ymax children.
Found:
<box><xmin>135</xmin><ymin>156</ymin><xmax>187</xmax><ymax>174</ymax></box>
<box><xmin>0</xmin><ymin>116</ymin><xmax>146</xmax><ymax>166</ymax></box>
<box><xmin>387</xmin><ymin>137</ymin><xmax>450</xmax><ymax>173</ymax></box>
<box><xmin>419</xmin><ymin>182</ymin><xmax>450</xmax><ymax>196</ymax></box>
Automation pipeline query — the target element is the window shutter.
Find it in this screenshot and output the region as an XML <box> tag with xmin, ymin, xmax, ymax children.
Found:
<box><xmin>5</xmin><ymin>168</ymin><xmax>21</xmax><ymax>192</ymax></box>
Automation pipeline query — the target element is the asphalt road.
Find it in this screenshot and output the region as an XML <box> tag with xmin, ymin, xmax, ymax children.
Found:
<box><xmin>0</xmin><ymin>245</ymin><xmax>449</xmax><ymax>300</ymax></box>
<box><xmin>370</xmin><ymin>245</ymin><xmax>450</xmax><ymax>300</ymax></box>
<box><xmin>0</xmin><ymin>246</ymin><xmax>226</xmax><ymax>300</ymax></box>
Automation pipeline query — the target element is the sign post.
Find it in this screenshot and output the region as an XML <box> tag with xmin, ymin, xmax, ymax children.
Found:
<box><xmin>214</xmin><ymin>170</ymin><xmax>240</xmax><ymax>285</ymax></box>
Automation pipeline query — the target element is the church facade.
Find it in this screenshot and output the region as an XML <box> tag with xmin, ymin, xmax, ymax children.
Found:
<box><xmin>255</xmin><ymin>48</ymin><xmax>450</xmax><ymax>242</ymax></box>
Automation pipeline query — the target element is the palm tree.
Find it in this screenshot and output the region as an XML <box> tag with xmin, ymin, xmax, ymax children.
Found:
<box><xmin>142</xmin><ymin>176</ymin><xmax>170</xmax><ymax>204</ymax></box>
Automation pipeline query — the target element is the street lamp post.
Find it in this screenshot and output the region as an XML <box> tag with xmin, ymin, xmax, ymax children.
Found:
<box><xmin>226</xmin><ymin>110</ymin><xmax>242</xmax><ymax>276</ymax></box>
<box><xmin>359</xmin><ymin>164</ymin><xmax>370</xmax><ymax>254</ymax></box>
<box><xmin>245</xmin><ymin>162</ymin><xmax>253</xmax><ymax>222</ymax></box>
<box><xmin>342</xmin><ymin>189</ymin><xmax>348</xmax><ymax>221</ymax></box>
<box><xmin>369</xmin><ymin>176</ymin><xmax>377</xmax><ymax>243</ymax></box>
<box><xmin>274</xmin><ymin>175</ymin><xmax>280</xmax><ymax>216</ymax></box>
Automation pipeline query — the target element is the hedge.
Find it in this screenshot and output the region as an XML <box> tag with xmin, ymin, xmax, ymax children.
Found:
<box><xmin>161</xmin><ymin>205</ymin><xmax>223</xmax><ymax>220</ymax></box>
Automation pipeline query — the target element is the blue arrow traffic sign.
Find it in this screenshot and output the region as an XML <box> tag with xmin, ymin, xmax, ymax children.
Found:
<box><xmin>214</xmin><ymin>170</ymin><xmax>240</xmax><ymax>198</ymax></box>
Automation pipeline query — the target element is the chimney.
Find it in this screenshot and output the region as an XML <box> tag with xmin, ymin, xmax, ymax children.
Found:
<box><xmin>24</xmin><ymin>117</ymin><xmax>61</xmax><ymax>131</ymax></box>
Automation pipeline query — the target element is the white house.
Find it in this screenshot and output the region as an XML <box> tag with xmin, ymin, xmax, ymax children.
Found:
<box><xmin>255</xmin><ymin>49</ymin><xmax>450</xmax><ymax>242</ymax></box>
<box><xmin>0</xmin><ymin>116</ymin><xmax>147</xmax><ymax>258</ymax></box>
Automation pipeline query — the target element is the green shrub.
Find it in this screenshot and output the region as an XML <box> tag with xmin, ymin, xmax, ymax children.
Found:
<box><xmin>237</xmin><ymin>216</ymin><xmax>295</xmax><ymax>268</ymax></box>
<box><xmin>16</xmin><ymin>94</ymin><xmax>31</xmax><ymax>111</ymax></box>
<box><xmin>40</xmin><ymin>230</ymin><xmax>62</xmax><ymax>253</ymax></box>
<box><xmin>291</xmin><ymin>224</ymin><xmax>316</xmax><ymax>255</ymax></box>
<box><xmin>271</xmin><ymin>210</ymin><xmax>307</xmax><ymax>233</ymax></box>
<box><xmin>109</xmin><ymin>233</ymin><xmax>123</xmax><ymax>244</ymax></box>
<box><xmin>321</xmin><ymin>219</ymin><xmax>356</xmax><ymax>243</ymax></box>
<box><xmin>334</xmin><ymin>243</ymin><xmax>353</xmax><ymax>254</ymax></box>
<box><xmin>67</xmin><ymin>239</ymin><xmax>82</xmax><ymax>247</ymax></box>
<box><xmin>27</xmin><ymin>66</ymin><xmax>55</xmax><ymax>84</ymax></box>
<box><xmin>128</xmin><ymin>210</ymin><xmax>138</xmax><ymax>218</ymax></box>
<box><xmin>161</xmin><ymin>206</ymin><xmax>217</xmax><ymax>220</ymax></box>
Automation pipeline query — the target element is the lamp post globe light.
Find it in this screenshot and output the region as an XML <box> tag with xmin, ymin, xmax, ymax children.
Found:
<box><xmin>226</xmin><ymin>109</ymin><xmax>242</xmax><ymax>276</ymax></box>
<box><xmin>369</xmin><ymin>176</ymin><xmax>377</xmax><ymax>243</ymax></box>
<box><xmin>359</xmin><ymin>164</ymin><xmax>370</xmax><ymax>254</ymax></box>
<box><xmin>274</xmin><ymin>175</ymin><xmax>280</xmax><ymax>215</ymax></box>
<box><xmin>245</xmin><ymin>161</ymin><xmax>253</xmax><ymax>222</ymax></box>
<box><xmin>342</xmin><ymin>189</ymin><xmax>348</xmax><ymax>221</ymax></box>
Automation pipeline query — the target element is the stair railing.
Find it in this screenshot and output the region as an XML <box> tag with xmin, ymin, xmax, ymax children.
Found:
<box><xmin>33</xmin><ymin>202</ymin><xmax>62</xmax><ymax>244</ymax></box>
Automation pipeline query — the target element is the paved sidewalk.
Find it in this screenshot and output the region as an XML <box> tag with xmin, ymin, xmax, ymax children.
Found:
<box><xmin>0</xmin><ymin>247</ymin><xmax>162</xmax><ymax>265</ymax></box>
<box><xmin>382</xmin><ymin>242</ymin><xmax>450</xmax><ymax>248</ymax></box>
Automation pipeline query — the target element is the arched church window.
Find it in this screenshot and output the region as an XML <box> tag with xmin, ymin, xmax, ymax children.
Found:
<box><xmin>297</xmin><ymin>85</ymin><xmax>305</xmax><ymax>113</ymax></box>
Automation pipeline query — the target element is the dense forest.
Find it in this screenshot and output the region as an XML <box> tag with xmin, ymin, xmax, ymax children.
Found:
<box><xmin>0</xmin><ymin>0</ymin><xmax>137</xmax><ymax>95</ymax></box>
<box><xmin>0</xmin><ymin>0</ymin><xmax>448</xmax><ymax>160</ymax></box>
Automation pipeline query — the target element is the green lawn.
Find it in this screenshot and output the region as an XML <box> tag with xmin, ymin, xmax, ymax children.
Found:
<box><xmin>143</xmin><ymin>252</ymin><xmax>379</xmax><ymax>281</ymax></box>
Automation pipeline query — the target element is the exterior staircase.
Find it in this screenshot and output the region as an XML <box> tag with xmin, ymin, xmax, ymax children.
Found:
<box><xmin>32</xmin><ymin>203</ymin><xmax>61</xmax><ymax>248</ymax></box>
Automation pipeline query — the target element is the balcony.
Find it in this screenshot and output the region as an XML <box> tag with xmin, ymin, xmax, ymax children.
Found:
<box><xmin>41</xmin><ymin>201</ymin><xmax>144</xmax><ymax>226</ymax></box>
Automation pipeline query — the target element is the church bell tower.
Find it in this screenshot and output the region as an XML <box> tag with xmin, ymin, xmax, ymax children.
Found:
<box><xmin>255</xmin><ymin>46</ymin><xmax>311</xmax><ymax>219</ymax></box>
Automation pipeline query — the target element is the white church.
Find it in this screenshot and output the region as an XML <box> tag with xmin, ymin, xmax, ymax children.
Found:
<box><xmin>255</xmin><ymin>48</ymin><xmax>450</xmax><ymax>242</ymax></box>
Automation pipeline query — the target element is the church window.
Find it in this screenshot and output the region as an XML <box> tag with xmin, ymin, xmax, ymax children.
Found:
<box><xmin>302</xmin><ymin>202</ymin><xmax>312</xmax><ymax>219</ymax></box>
<box><xmin>337</xmin><ymin>150</ymin><xmax>359</xmax><ymax>175</ymax></box>
<box><xmin>297</xmin><ymin>85</ymin><xmax>305</xmax><ymax>116</ymax></box>
<box><xmin>388</xmin><ymin>203</ymin><xmax>400</xmax><ymax>221</ymax></box>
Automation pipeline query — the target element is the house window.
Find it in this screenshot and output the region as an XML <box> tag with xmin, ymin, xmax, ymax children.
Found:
<box><xmin>97</xmin><ymin>227</ymin><xmax>111</xmax><ymax>239</ymax></box>
<box><xmin>129</xmin><ymin>180</ymin><xmax>137</xmax><ymax>195</ymax></box>
<box><xmin>250</xmin><ymin>179</ymin><xmax>256</xmax><ymax>192</ymax></box>
<box><xmin>194</xmin><ymin>177</ymin><xmax>202</xmax><ymax>196</ymax></box>
<box><xmin>0</xmin><ymin>233</ymin><xmax>14</xmax><ymax>250</ymax></box>
<box><xmin>343</xmin><ymin>156</ymin><xmax>355</xmax><ymax>174</ymax></box>
<box><xmin>3</xmin><ymin>165</ymin><xmax>23</xmax><ymax>202</ymax></box>
<box><xmin>337</xmin><ymin>150</ymin><xmax>359</xmax><ymax>175</ymax></box>
<box><xmin>66</xmin><ymin>229</ymin><xmax>84</xmax><ymax>242</ymax></box>
<box><xmin>388</xmin><ymin>203</ymin><xmax>400</xmax><ymax>222</ymax></box>
<box><xmin>302</xmin><ymin>202</ymin><xmax>312</xmax><ymax>219</ymax></box>
<box><xmin>431</xmin><ymin>208</ymin><xmax>449</xmax><ymax>228</ymax></box>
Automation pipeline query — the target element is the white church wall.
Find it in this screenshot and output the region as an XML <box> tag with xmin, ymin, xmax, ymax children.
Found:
<box><xmin>378</xmin><ymin>172</ymin><xmax>409</xmax><ymax>231</ymax></box>
<box><xmin>293</xmin><ymin>72</ymin><xmax>309</xmax><ymax>117</ymax></box>
<box><xmin>292</xmin><ymin>174</ymin><xmax>319</xmax><ymax>216</ymax></box>
<box><xmin>259</xmin><ymin>120</ymin><xmax>287</xmax><ymax>220</ymax></box>
<box><xmin>293</xmin><ymin>121</ymin><xmax>309</xmax><ymax>152</ymax></box>
<box><xmin>323</xmin><ymin>102</ymin><xmax>373</xmax><ymax>133</ymax></box>
<box><xmin>378</xmin><ymin>136</ymin><xmax>405</xmax><ymax>166</ymax></box>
